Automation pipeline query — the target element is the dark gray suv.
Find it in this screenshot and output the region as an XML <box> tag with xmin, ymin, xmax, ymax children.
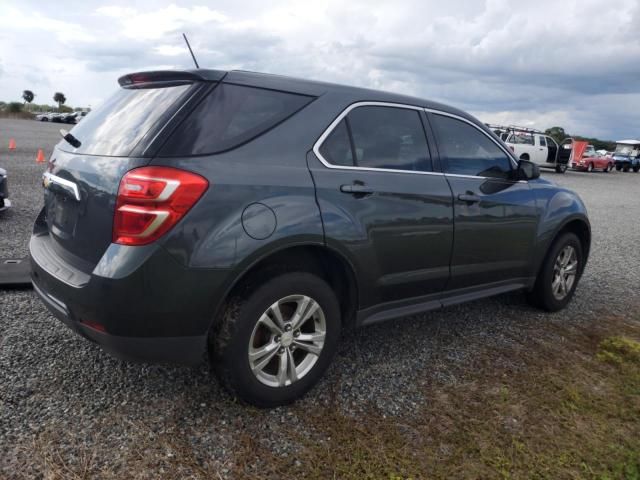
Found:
<box><xmin>30</xmin><ymin>69</ymin><xmax>590</xmax><ymax>407</ymax></box>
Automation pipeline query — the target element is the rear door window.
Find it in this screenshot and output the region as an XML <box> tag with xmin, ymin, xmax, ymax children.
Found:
<box><xmin>318</xmin><ymin>106</ymin><xmax>432</xmax><ymax>172</ymax></box>
<box><xmin>348</xmin><ymin>106</ymin><xmax>431</xmax><ymax>172</ymax></box>
<box><xmin>160</xmin><ymin>84</ymin><xmax>314</xmax><ymax>156</ymax></box>
<box><xmin>62</xmin><ymin>84</ymin><xmax>192</xmax><ymax>156</ymax></box>
<box><xmin>319</xmin><ymin>119</ymin><xmax>354</xmax><ymax>166</ymax></box>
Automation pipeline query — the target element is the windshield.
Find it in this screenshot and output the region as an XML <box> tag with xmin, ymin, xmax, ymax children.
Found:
<box><xmin>615</xmin><ymin>145</ymin><xmax>637</xmax><ymax>156</ymax></box>
<box><xmin>61</xmin><ymin>84</ymin><xmax>192</xmax><ymax>156</ymax></box>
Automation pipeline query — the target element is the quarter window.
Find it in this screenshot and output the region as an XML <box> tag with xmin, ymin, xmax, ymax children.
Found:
<box><xmin>431</xmin><ymin>114</ymin><xmax>513</xmax><ymax>179</ymax></box>
<box><xmin>318</xmin><ymin>106</ymin><xmax>432</xmax><ymax>172</ymax></box>
<box><xmin>160</xmin><ymin>84</ymin><xmax>314</xmax><ymax>156</ymax></box>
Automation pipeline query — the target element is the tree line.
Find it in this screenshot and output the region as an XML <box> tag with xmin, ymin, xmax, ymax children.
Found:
<box><xmin>0</xmin><ymin>90</ymin><xmax>71</xmax><ymax>114</ymax></box>
<box><xmin>545</xmin><ymin>126</ymin><xmax>617</xmax><ymax>151</ymax></box>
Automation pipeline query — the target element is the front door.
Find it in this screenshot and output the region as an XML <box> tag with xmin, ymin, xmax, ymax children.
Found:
<box><xmin>309</xmin><ymin>104</ymin><xmax>454</xmax><ymax>309</ymax></box>
<box><xmin>428</xmin><ymin>112</ymin><xmax>540</xmax><ymax>291</ymax></box>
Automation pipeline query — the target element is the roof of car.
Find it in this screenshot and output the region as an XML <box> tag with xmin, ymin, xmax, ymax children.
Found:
<box><xmin>616</xmin><ymin>139</ymin><xmax>640</xmax><ymax>145</ymax></box>
<box><xmin>224</xmin><ymin>70</ymin><xmax>470</xmax><ymax>116</ymax></box>
<box><xmin>121</xmin><ymin>68</ymin><xmax>484</xmax><ymax>130</ymax></box>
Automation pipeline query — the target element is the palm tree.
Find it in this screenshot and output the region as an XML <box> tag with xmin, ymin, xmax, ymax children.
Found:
<box><xmin>53</xmin><ymin>92</ymin><xmax>67</xmax><ymax>112</ymax></box>
<box><xmin>22</xmin><ymin>90</ymin><xmax>35</xmax><ymax>107</ymax></box>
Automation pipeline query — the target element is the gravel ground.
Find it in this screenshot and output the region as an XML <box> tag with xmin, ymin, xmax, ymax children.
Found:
<box><xmin>1</xmin><ymin>118</ymin><xmax>639</xmax><ymax>477</ymax></box>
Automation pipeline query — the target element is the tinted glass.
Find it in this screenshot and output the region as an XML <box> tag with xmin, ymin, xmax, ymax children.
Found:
<box><xmin>539</xmin><ymin>136</ymin><xmax>546</xmax><ymax>146</ymax></box>
<box><xmin>319</xmin><ymin>119</ymin><xmax>354</xmax><ymax>166</ymax></box>
<box><xmin>347</xmin><ymin>106</ymin><xmax>431</xmax><ymax>171</ymax></box>
<box><xmin>161</xmin><ymin>84</ymin><xmax>313</xmax><ymax>156</ymax></box>
<box><xmin>63</xmin><ymin>84</ymin><xmax>191</xmax><ymax>156</ymax></box>
<box><xmin>432</xmin><ymin>114</ymin><xmax>513</xmax><ymax>179</ymax></box>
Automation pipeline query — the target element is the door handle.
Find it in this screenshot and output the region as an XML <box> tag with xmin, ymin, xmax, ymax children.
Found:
<box><xmin>340</xmin><ymin>184</ymin><xmax>374</xmax><ymax>195</ymax></box>
<box><xmin>458</xmin><ymin>193</ymin><xmax>481</xmax><ymax>203</ymax></box>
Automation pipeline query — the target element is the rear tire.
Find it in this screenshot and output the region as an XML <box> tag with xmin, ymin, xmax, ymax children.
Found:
<box><xmin>211</xmin><ymin>272</ymin><xmax>341</xmax><ymax>407</ymax></box>
<box><xmin>527</xmin><ymin>233</ymin><xmax>583</xmax><ymax>312</ymax></box>
<box><xmin>634</xmin><ymin>165</ymin><xmax>640</xmax><ymax>173</ymax></box>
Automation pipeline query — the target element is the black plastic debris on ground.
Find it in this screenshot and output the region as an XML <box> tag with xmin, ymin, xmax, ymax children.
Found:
<box><xmin>0</xmin><ymin>258</ymin><xmax>32</xmax><ymax>288</ymax></box>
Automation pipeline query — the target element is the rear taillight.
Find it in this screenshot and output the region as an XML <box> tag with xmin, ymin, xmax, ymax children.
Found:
<box><xmin>113</xmin><ymin>166</ymin><xmax>208</xmax><ymax>246</ymax></box>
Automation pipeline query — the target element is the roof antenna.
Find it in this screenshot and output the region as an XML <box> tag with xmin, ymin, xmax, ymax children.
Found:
<box><xmin>182</xmin><ymin>33</ymin><xmax>200</xmax><ymax>69</ymax></box>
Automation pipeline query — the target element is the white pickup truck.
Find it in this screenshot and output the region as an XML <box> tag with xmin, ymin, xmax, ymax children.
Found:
<box><xmin>489</xmin><ymin>126</ymin><xmax>571</xmax><ymax>173</ymax></box>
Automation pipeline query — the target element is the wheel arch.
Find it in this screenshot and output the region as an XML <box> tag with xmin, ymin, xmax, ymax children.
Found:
<box><xmin>536</xmin><ymin>216</ymin><xmax>591</xmax><ymax>282</ymax></box>
<box><xmin>209</xmin><ymin>243</ymin><xmax>359</xmax><ymax>333</ymax></box>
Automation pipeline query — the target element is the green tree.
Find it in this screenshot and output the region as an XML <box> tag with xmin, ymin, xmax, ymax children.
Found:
<box><xmin>6</xmin><ymin>102</ymin><xmax>23</xmax><ymax>113</ymax></box>
<box><xmin>545</xmin><ymin>126</ymin><xmax>567</xmax><ymax>143</ymax></box>
<box><xmin>22</xmin><ymin>89</ymin><xmax>34</xmax><ymax>105</ymax></box>
<box><xmin>53</xmin><ymin>92</ymin><xmax>66</xmax><ymax>111</ymax></box>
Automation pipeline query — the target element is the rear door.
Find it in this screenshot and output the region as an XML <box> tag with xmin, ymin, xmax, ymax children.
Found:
<box><xmin>428</xmin><ymin>111</ymin><xmax>539</xmax><ymax>291</ymax></box>
<box><xmin>40</xmin><ymin>76</ymin><xmax>203</xmax><ymax>270</ymax></box>
<box><xmin>309</xmin><ymin>103</ymin><xmax>454</xmax><ymax>308</ymax></box>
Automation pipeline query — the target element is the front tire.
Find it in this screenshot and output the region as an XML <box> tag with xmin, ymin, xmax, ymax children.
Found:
<box><xmin>527</xmin><ymin>233</ymin><xmax>583</xmax><ymax>312</ymax></box>
<box><xmin>555</xmin><ymin>163</ymin><xmax>567</xmax><ymax>174</ymax></box>
<box><xmin>587</xmin><ymin>163</ymin><xmax>594</xmax><ymax>172</ymax></box>
<box><xmin>211</xmin><ymin>272</ymin><xmax>341</xmax><ymax>407</ymax></box>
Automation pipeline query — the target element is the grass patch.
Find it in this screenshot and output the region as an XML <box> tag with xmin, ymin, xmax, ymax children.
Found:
<box><xmin>232</xmin><ymin>319</ymin><xmax>640</xmax><ymax>479</ymax></box>
<box><xmin>11</xmin><ymin>318</ymin><xmax>640</xmax><ymax>479</ymax></box>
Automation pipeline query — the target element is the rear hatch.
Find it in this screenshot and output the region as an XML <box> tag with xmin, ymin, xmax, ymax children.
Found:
<box><xmin>40</xmin><ymin>71</ymin><xmax>217</xmax><ymax>271</ymax></box>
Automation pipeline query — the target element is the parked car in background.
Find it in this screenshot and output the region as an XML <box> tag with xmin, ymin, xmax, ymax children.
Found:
<box><xmin>613</xmin><ymin>140</ymin><xmax>640</xmax><ymax>172</ymax></box>
<box><xmin>74</xmin><ymin>111</ymin><xmax>88</xmax><ymax>123</ymax></box>
<box><xmin>0</xmin><ymin>167</ymin><xmax>10</xmax><ymax>212</ymax></box>
<box><xmin>30</xmin><ymin>69</ymin><xmax>591</xmax><ymax>407</ymax></box>
<box><xmin>571</xmin><ymin>141</ymin><xmax>614</xmax><ymax>172</ymax></box>
<box><xmin>498</xmin><ymin>126</ymin><xmax>570</xmax><ymax>173</ymax></box>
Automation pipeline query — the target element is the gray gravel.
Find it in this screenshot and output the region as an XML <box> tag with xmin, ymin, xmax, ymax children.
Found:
<box><xmin>1</xmin><ymin>118</ymin><xmax>639</xmax><ymax>477</ymax></box>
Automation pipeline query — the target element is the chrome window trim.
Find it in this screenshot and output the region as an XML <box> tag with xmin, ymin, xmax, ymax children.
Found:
<box><xmin>312</xmin><ymin>101</ymin><xmax>442</xmax><ymax>177</ymax></box>
<box><xmin>312</xmin><ymin>101</ymin><xmax>525</xmax><ymax>182</ymax></box>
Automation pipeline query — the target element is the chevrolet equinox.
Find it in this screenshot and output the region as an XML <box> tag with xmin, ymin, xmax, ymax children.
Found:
<box><xmin>30</xmin><ymin>69</ymin><xmax>590</xmax><ymax>407</ymax></box>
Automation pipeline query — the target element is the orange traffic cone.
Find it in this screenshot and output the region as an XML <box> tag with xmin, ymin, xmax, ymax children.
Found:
<box><xmin>36</xmin><ymin>149</ymin><xmax>46</xmax><ymax>163</ymax></box>
<box><xmin>8</xmin><ymin>138</ymin><xmax>16</xmax><ymax>150</ymax></box>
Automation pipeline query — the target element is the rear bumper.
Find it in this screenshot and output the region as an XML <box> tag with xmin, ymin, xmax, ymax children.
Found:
<box><xmin>29</xmin><ymin>232</ymin><xmax>232</xmax><ymax>365</ymax></box>
<box><xmin>32</xmin><ymin>280</ymin><xmax>206</xmax><ymax>364</ymax></box>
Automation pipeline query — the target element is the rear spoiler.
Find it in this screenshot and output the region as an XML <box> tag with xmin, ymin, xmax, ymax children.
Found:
<box><xmin>118</xmin><ymin>69</ymin><xmax>227</xmax><ymax>87</ymax></box>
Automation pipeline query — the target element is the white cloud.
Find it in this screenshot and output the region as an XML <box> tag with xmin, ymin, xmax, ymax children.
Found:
<box><xmin>0</xmin><ymin>0</ymin><xmax>638</xmax><ymax>139</ymax></box>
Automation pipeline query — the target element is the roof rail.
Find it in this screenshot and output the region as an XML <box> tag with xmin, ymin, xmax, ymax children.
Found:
<box><xmin>485</xmin><ymin>124</ymin><xmax>544</xmax><ymax>135</ymax></box>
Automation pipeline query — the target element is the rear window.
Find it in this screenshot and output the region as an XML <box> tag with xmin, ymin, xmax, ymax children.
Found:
<box><xmin>63</xmin><ymin>84</ymin><xmax>191</xmax><ymax>156</ymax></box>
<box><xmin>159</xmin><ymin>83</ymin><xmax>314</xmax><ymax>156</ymax></box>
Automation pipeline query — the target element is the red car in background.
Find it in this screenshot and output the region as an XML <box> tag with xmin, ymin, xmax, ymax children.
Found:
<box><xmin>571</xmin><ymin>141</ymin><xmax>614</xmax><ymax>172</ymax></box>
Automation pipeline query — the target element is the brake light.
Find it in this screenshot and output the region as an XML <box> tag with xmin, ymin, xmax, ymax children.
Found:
<box><xmin>113</xmin><ymin>166</ymin><xmax>208</xmax><ymax>246</ymax></box>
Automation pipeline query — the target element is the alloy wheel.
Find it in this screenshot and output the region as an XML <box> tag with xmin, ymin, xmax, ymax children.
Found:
<box><xmin>248</xmin><ymin>295</ymin><xmax>326</xmax><ymax>388</ymax></box>
<box><xmin>552</xmin><ymin>246</ymin><xmax>579</xmax><ymax>300</ymax></box>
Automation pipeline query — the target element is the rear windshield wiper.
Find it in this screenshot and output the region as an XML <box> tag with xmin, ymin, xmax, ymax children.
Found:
<box><xmin>59</xmin><ymin>129</ymin><xmax>81</xmax><ymax>148</ymax></box>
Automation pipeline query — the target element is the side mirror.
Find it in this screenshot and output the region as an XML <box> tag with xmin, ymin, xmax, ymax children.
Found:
<box><xmin>517</xmin><ymin>159</ymin><xmax>540</xmax><ymax>180</ymax></box>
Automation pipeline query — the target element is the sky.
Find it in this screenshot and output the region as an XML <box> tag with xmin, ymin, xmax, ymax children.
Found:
<box><xmin>0</xmin><ymin>0</ymin><xmax>639</xmax><ymax>140</ymax></box>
